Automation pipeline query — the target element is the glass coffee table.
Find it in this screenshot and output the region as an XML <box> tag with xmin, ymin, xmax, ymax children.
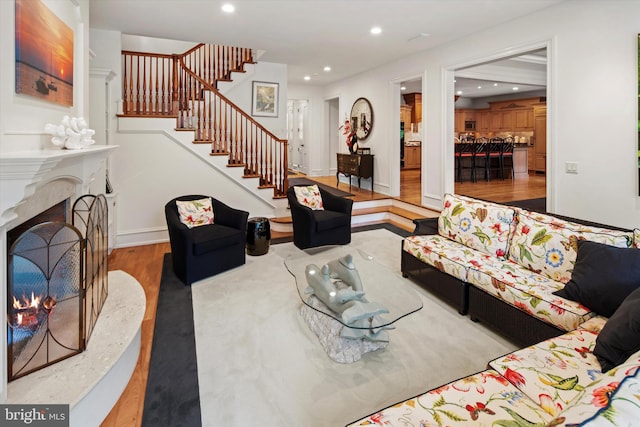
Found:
<box><xmin>284</xmin><ymin>247</ymin><xmax>423</xmax><ymax>362</ymax></box>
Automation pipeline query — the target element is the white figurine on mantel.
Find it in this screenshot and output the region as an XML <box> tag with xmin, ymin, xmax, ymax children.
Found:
<box><xmin>44</xmin><ymin>115</ymin><xmax>95</xmax><ymax>149</ymax></box>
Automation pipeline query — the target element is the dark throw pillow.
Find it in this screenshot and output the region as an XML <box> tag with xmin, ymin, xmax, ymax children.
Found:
<box><xmin>593</xmin><ymin>287</ymin><xmax>640</xmax><ymax>372</ymax></box>
<box><xmin>553</xmin><ymin>240</ymin><xmax>640</xmax><ymax>317</ymax></box>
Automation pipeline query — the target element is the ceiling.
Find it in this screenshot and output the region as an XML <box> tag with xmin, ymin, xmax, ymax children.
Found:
<box><xmin>90</xmin><ymin>0</ymin><xmax>564</xmax><ymax>86</ymax></box>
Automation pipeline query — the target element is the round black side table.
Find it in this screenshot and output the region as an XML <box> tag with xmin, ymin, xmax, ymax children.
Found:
<box><xmin>246</xmin><ymin>217</ymin><xmax>271</xmax><ymax>256</ymax></box>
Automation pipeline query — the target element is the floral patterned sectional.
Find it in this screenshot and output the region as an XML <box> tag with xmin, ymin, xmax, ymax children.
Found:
<box><xmin>348</xmin><ymin>194</ymin><xmax>640</xmax><ymax>426</ymax></box>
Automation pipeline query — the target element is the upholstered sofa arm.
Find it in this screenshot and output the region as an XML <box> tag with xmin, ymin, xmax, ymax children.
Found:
<box><xmin>412</xmin><ymin>217</ymin><xmax>438</xmax><ymax>235</ymax></box>
<box><xmin>211</xmin><ymin>198</ymin><xmax>249</xmax><ymax>231</ymax></box>
<box><xmin>319</xmin><ymin>187</ymin><xmax>353</xmax><ymax>214</ymax></box>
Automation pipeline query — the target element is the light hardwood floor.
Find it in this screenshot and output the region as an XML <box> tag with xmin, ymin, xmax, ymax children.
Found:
<box><xmin>102</xmin><ymin>170</ymin><xmax>545</xmax><ymax>426</ymax></box>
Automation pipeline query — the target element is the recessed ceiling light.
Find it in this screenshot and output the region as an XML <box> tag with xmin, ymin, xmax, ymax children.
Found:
<box><xmin>304</xmin><ymin>76</ymin><xmax>311</xmax><ymax>81</ymax></box>
<box><xmin>477</xmin><ymin>86</ymin><xmax>482</xmax><ymax>89</ymax></box>
<box><xmin>221</xmin><ymin>4</ymin><xmax>235</xmax><ymax>13</ymax></box>
<box><xmin>370</xmin><ymin>26</ymin><xmax>382</xmax><ymax>35</ymax></box>
<box><xmin>493</xmin><ymin>83</ymin><xmax>499</xmax><ymax>87</ymax></box>
<box><xmin>512</xmin><ymin>86</ymin><xmax>519</xmax><ymax>91</ymax></box>
<box><xmin>323</xmin><ymin>66</ymin><xmax>331</xmax><ymax>72</ymax></box>
<box><xmin>400</xmin><ymin>86</ymin><xmax>406</xmax><ymax>91</ymax></box>
<box><xmin>456</xmin><ymin>90</ymin><xmax>463</xmax><ymax>95</ymax></box>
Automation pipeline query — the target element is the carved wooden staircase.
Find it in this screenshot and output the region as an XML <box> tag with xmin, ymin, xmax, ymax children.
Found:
<box><xmin>120</xmin><ymin>43</ymin><xmax>289</xmax><ymax>200</ymax></box>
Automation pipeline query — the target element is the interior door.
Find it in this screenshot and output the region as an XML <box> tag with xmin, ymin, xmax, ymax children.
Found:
<box><xmin>287</xmin><ymin>99</ymin><xmax>309</xmax><ymax>173</ymax></box>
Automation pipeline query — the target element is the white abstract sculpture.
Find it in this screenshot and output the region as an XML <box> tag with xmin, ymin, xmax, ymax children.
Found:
<box><xmin>44</xmin><ymin>115</ymin><xmax>95</xmax><ymax>149</ymax></box>
<box><xmin>304</xmin><ymin>254</ymin><xmax>394</xmax><ymax>342</ymax></box>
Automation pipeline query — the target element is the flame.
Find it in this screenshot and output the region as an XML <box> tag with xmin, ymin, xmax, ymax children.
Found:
<box><xmin>13</xmin><ymin>292</ymin><xmax>41</xmax><ymax>310</ymax></box>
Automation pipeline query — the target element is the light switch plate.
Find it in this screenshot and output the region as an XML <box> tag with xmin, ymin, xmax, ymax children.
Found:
<box><xmin>566</xmin><ymin>161</ymin><xmax>578</xmax><ymax>174</ymax></box>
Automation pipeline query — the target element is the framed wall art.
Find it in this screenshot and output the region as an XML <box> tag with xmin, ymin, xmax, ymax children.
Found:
<box><xmin>252</xmin><ymin>81</ymin><xmax>278</xmax><ymax>117</ymax></box>
<box><xmin>15</xmin><ymin>0</ymin><xmax>74</xmax><ymax>107</ymax></box>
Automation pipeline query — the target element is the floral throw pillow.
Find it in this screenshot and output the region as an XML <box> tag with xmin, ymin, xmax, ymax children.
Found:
<box><xmin>438</xmin><ymin>193</ymin><xmax>516</xmax><ymax>259</ymax></box>
<box><xmin>508</xmin><ymin>211</ymin><xmax>633</xmax><ymax>283</ymax></box>
<box><xmin>176</xmin><ymin>198</ymin><xmax>214</xmax><ymax>228</ymax></box>
<box><xmin>293</xmin><ymin>185</ymin><xmax>324</xmax><ymax>210</ymax></box>
<box><xmin>634</xmin><ymin>228</ymin><xmax>640</xmax><ymax>248</ymax></box>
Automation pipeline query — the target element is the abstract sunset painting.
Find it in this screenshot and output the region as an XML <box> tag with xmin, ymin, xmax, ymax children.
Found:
<box><xmin>15</xmin><ymin>0</ymin><xmax>74</xmax><ymax>107</ymax></box>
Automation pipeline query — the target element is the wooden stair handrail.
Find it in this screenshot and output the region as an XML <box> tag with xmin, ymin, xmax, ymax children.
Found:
<box><xmin>177</xmin><ymin>57</ymin><xmax>289</xmax><ymax>197</ymax></box>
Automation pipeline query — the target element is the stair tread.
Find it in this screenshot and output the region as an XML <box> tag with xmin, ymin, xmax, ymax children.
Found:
<box><xmin>271</xmin><ymin>203</ymin><xmax>426</xmax><ymax>224</ymax></box>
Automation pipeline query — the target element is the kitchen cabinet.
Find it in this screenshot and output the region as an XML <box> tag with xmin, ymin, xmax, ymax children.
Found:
<box><xmin>477</xmin><ymin>110</ymin><xmax>490</xmax><ymax>132</ymax></box>
<box><xmin>533</xmin><ymin>105</ymin><xmax>547</xmax><ymax>173</ymax></box>
<box><xmin>403</xmin><ymin>145</ymin><xmax>421</xmax><ymax>169</ymax></box>
<box><xmin>403</xmin><ymin>93</ymin><xmax>422</xmax><ymax>123</ymax></box>
<box><xmin>515</xmin><ymin>109</ymin><xmax>534</xmax><ymax>130</ymax></box>
<box><xmin>528</xmin><ymin>146</ymin><xmax>535</xmax><ymax>171</ymax></box>
<box><xmin>455</xmin><ymin>109</ymin><xmax>477</xmax><ymax>133</ymax></box>
<box><xmin>489</xmin><ymin>111</ymin><xmax>504</xmax><ymax>130</ymax></box>
<box><xmin>400</xmin><ymin>105</ymin><xmax>412</xmax><ymax>126</ymax></box>
<box><xmin>513</xmin><ymin>145</ymin><xmax>529</xmax><ymax>177</ymax></box>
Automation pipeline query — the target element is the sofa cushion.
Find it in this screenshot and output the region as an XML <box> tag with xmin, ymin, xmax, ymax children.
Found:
<box><xmin>579</xmin><ymin>366</ymin><xmax>640</xmax><ymax>426</ymax></box>
<box><xmin>553</xmin><ymin>240</ymin><xmax>640</xmax><ymax>317</ymax></box>
<box><xmin>556</xmin><ymin>351</ymin><xmax>640</xmax><ymax>425</ymax></box>
<box><xmin>313</xmin><ymin>209</ymin><xmax>350</xmax><ymax>232</ymax></box>
<box><xmin>293</xmin><ymin>185</ymin><xmax>324</xmax><ymax>210</ymax></box>
<box><xmin>467</xmin><ymin>256</ymin><xmax>593</xmax><ymax>331</ymax></box>
<box><xmin>489</xmin><ymin>328</ymin><xmax>602</xmax><ymax>413</ymax></box>
<box><xmin>578</xmin><ymin>315</ymin><xmax>608</xmax><ymax>334</ymax></box>
<box><xmin>346</xmin><ymin>369</ymin><xmax>555</xmax><ymax>427</ymax></box>
<box><xmin>403</xmin><ymin>235</ymin><xmax>474</xmax><ymax>281</ymax></box>
<box><xmin>176</xmin><ymin>197</ymin><xmax>214</xmax><ymax>228</ymax></box>
<box><xmin>438</xmin><ymin>193</ymin><xmax>517</xmax><ymax>259</ymax></box>
<box><xmin>190</xmin><ymin>223</ymin><xmax>244</xmax><ymax>255</ymax></box>
<box><xmin>634</xmin><ymin>228</ymin><xmax>640</xmax><ymax>248</ymax></box>
<box><xmin>508</xmin><ymin>210</ymin><xmax>633</xmax><ymax>284</ymax></box>
<box><xmin>593</xmin><ymin>287</ymin><xmax>640</xmax><ymax>373</ymax></box>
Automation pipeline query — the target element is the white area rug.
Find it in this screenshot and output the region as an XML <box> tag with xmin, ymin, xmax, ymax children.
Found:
<box><xmin>192</xmin><ymin>229</ymin><xmax>517</xmax><ymax>426</ymax></box>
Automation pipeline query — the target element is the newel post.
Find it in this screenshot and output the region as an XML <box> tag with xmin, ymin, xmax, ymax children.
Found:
<box><xmin>171</xmin><ymin>54</ymin><xmax>180</xmax><ymax>115</ymax></box>
<box><xmin>282</xmin><ymin>139</ymin><xmax>289</xmax><ymax>193</ymax></box>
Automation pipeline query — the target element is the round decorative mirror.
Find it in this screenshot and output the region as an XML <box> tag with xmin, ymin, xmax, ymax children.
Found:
<box><xmin>350</xmin><ymin>97</ymin><xmax>373</xmax><ymax>141</ymax></box>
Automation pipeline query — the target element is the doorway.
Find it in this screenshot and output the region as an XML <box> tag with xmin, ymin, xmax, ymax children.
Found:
<box><xmin>399</xmin><ymin>77</ymin><xmax>422</xmax><ymax>205</ymax></box>
<box><xmin>287</xmin><ymin>99</ymin><xmax>309</xmax><ymax>173</ymax></box>
<box><xmin>452</xmin><ymin>47</ymin><xmax>548</xmax><ymax>207</ymax></box>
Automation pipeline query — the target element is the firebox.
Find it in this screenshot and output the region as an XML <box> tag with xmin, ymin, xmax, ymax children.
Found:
<box><xmin>6</xmin><ymin>194</ymin><xmax>108</xmax><ymax>381</ymax></box>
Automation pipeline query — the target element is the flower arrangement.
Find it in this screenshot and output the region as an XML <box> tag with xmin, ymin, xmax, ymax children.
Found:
<box><xmin>339</xmin><ymin>117</ymin><xmax>358</xmax><ymax>153</ymax></box>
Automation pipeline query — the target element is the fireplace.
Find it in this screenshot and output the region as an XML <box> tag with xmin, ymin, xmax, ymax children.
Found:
<box><xmin>6</xmin><ymin>195</ymin><xmax>108</xmax><ymax>381</ymax></box>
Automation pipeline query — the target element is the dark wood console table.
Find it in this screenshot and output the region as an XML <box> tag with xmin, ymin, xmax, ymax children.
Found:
<box><xmin>336</xmin><ymin>153</ymin><xmax>374</xmax><ymax>190</ymax></box>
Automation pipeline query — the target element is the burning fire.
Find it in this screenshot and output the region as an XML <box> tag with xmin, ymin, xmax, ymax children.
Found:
<box><xmin>13</xmin><ymin>292</ymin><xmax>42</xmax><ymax>327</ymax></box>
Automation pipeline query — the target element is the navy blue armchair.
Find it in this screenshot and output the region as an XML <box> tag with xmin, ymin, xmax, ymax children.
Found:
<box><xmin>286</xmin><ymin>186</ymin><xmax>353</xmax><ymax>250</ymax></box>
<box><xmin>165</xmin><ymin>195</ymin><xmax>249</xmax><ymax>285</ymax></box>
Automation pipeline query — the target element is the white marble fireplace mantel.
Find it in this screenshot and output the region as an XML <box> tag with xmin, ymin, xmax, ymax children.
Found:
<box><xmin>0</xmin><ymin>145</ymin><xmax>117</xmax><ymax>228</ymax></box>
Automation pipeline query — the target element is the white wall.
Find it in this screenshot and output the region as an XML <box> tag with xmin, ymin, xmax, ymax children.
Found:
<box><xmin>110</xmin><ymin>119</ymin><xmax>274</xmax><ymax>247</ymax></box>
<box><xmin>224</xmin><ymin>62</ymin><xmax>288</xmax><ymax>139</ymax></box>
<box><xmin>294</xmin><ymin>0</ymin><xmax>639</xmax><ymax>229</ymax></box>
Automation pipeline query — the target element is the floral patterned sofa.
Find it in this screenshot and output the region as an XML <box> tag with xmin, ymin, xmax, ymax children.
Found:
<box><xmin>347</xmin><ymin>194</ymin><xmax>640</xmax><ymax>426</ymax></box>
<box><xmin>348</xmin><ymin>317</ymin><xmax>640</xmax><ymax>426</ymax></box>
<box><xmin>401</xmin><ymin>193</ymin><xmax>639</xmax><ymax>347</ymax></box>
